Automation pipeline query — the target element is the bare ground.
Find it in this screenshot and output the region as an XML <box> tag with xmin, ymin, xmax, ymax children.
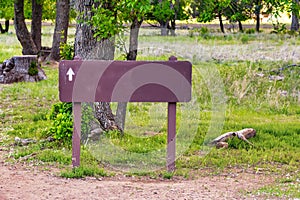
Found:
<box><xmin>0</xmin><ymin>150</ymin><xmax>280</xmax><ymax>200</ymax></box>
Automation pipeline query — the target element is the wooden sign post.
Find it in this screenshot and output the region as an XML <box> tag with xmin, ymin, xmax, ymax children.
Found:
<box><xmin>59</xmin><ymin>56</ymin><xmax>192</xmax><ymax>172</ymax></box>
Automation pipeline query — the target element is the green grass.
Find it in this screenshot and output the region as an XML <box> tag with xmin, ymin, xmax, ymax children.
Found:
<box><xmin>0</xmin><ymin>26</ymin><xmax>299</xmax><ymax>198</ymax></box>
<box><xmin>60</xmin><ymin>165</ymin><xmax>108</xmax><ymax>178</ymax></box>
<box><xmin>60</xmin><ymin>149</ymin><xmax>110</xmax><ymax>178</ymax></box>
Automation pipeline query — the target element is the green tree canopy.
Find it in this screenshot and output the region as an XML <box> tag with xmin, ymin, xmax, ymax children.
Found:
<box><xmin>0</xmin><ymin>0</ymin><xmax>14</xmax><ymax>20</ymax></box>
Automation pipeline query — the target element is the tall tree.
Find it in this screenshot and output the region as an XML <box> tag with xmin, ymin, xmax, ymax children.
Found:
<box><xmin>224</xmin><ymin>0</ymin><xmax>253</xmax><ymax>32</ymax></box>
<box><xmin>148</xmin><ymin>0</ymin><xmax>189</xmax><ymax>36</ymax></box>
<box><xmin>169</xmin><ymin>0</ymin><xmax>189</xmax><ymax>36</ymax></box>
<box><xmin>194</xmin><ymin>0</ymin><xmax>231</xmax><ymax>33</ymax></box>
<box><xmin>48</xmin><ymin>0</ymin><xmax>70</xmax><ymax>61</ymax></box>
<box><xmin>152</xmin><ymin>0</ymin><xmax>174</xmax><ymax>36</ymax></box>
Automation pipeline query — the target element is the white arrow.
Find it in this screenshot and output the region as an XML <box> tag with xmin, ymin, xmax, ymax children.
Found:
<box><xmin>66</xmin><ymin>68</ymin><xmax>75</xmax><ymax>82</ymax></box>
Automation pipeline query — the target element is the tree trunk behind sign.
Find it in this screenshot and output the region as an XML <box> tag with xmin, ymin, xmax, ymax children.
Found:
<box><xmin>116</xmin><ymin>17</ymin><xmax>143</xmax><ymax>131</ymax></box>
<box><xmin>74</xmin><ymin>0</ymin><xmax>120</xmax><ymax>132</ymax></box>
<box><xmin>48</xmin><ymin>0</ymin><xmax>70</xmax><ymax>61</ymax></box>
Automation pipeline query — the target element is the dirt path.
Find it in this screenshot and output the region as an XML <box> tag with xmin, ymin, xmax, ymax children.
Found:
<box><xmin>0</xmin><ymin>154</ymin><xmax>277</xmax><ymax>200</ymax></box>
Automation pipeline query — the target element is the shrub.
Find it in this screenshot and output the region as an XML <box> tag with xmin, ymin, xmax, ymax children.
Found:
<box><xmin>48</xmin><ymin>102</ymin><xmax>73</xmax><ymax>145</ymax></box>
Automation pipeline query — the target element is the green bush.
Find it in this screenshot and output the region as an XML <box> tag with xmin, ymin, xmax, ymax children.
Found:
<box><xmin>48</xmin><ymin>102</ymin><xmax>73</xmax><ymax>145</ymax></box>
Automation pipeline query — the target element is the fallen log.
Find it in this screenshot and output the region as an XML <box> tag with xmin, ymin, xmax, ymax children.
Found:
<box><xmin>210</xmin><ymin>128</ymin><xmax>256</xmax><ymax>148</ymax></box>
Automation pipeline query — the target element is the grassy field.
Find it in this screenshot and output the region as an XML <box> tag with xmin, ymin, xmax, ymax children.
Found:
<box><xmin>0</xmin><ymin>25</ymin><xmax>299</xmax><ymax>198</ymax></box>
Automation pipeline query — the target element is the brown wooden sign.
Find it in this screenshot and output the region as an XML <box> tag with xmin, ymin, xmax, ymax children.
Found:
<box><xmin>58</xmin><ymin>57</ymin><xmax>192</xmax><ymax>172</ymax></box>
<box><xmin>59</xmin><ymin>59</ymin><xmax>192</xmax><ymax>102</ymax></box>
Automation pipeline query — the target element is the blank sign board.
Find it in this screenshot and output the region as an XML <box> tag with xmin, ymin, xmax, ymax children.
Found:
<box><xmin>59</xmin><ymin>60</ymin><xmax>192</xmax><ymax>103</ymax></box>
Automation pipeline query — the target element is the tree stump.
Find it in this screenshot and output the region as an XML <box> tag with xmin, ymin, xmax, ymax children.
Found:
<box><xmin>0</xmin><ymin>55</ymin><xmax>47</xmax><ymax>84</ymax></box>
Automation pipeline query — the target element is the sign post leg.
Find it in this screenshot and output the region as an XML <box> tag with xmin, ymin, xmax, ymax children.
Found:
<box><xmin>72</xmin><ymin>102</ymin><xmax>81</xmax><ymax>167</ymax></box>
<box><xmin>167</xmin><ymin>102</ymin><xmax>176</xmax><ymax>172</ymax></box>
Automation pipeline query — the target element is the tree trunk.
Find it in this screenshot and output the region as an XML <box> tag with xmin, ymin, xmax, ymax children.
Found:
<box><xmin>218</xmin><ymin>11</ymin><xmax>224</xmax><ymax>33</ymax></box>
<box><xmin>126</xmin><ymin>18</ymin><xmax>142</xmax><ymax>61</ymax></box>
<box><xmin>291</xmin><ymin>0</ymin><xmax>299</xmax><ymax>31</ymax></box>
<box><xmin>48</xmin><ymin>0</ymin><xmax>70</xmax><ymax>61</ymax></box>
<box><xmin>0</xmin><ymin>20</ymin><xmax>9</xmax><ymax>33</ymax></box>
<box><xmin>116</xmin><ymin>17</ymin><xmax>143</xmax><ymax>131</ymax></box>
<box><xmin>255</xmin><ymin>3</ymin><xmax>261</xmax><ymax>32</ymax></box>
<box><xmin>31</xmin><ymin>0</ymin><xmax>43</xmax><ymax>51</ymax></box>
<box><xmin>238</xmin><ymin>20</ymin><xmax>243</xmax><ymax>32</ymax></box>
<box><xmin>160</xmin><ymin>20</ymin><xmax>169</xmax><ymax>36</ymax></box>
<box><xmin>75</xmin><ymin>0</ymin><xmax>120</xmax><ymax>132</ymax></box>
<box><xmin>169</xmin><ymin>0</ymin><xmax>177</xmax><ymax>36</ymax></box>
<box><xmin>170</xmin><ymin>19</ymin><xmax>176</xmax><ymax>36</ymax></box>
<box><xmin>14</xmin><ymin>0</ymin><xmax>38</xmax><ymax>55</ymax></box>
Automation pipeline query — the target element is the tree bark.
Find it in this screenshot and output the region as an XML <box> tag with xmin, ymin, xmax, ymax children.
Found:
<box><xmin>0</xmin><ymin>20</ymin><xmax>9</xmax><ymax>33</ymax></box>
<box><xmin>218</xmin><ymin>11</ymin><xmax>224</xmax><ymax>33</ymax></box>
<box><xmin>126</xmin><ymin>18</ymin><xmax>142</xmax><ymax>61</ymax></box>
<box><xmin>291</xmin><ymin>0</ymin><xmax>299</xmax><ymax>31</ymax></box>
<box><xmin>14</xmin><ymin>0</ymin><xmax>38</xmax><ymax>55</ymax></box>
<box><xmin>48</xmin><ymin>0</ymin><xmax>70</xmax><ymax>61</ymax></box>
<box><xmin>75</xmin><ymin>1</ymin><xmax>115</xmax><ymax>60</ymax></box>
<box><xmin>75</xmin><ymin>0</ymin><xmax>120</xmax><ymax>132</ymax></box>
<box><xmin>31</xmin><ymin>0</ymin><xmax>43</xmax><ymax>51</ymax></box>
<box><xmin>238</xmin><ymin>20</ymin><xmax>243</xmax><ymax>32</ymax></box>
<box><xmin>169</xmin><ymin>0</ymin><xmax>178</xmax><ymax>36</ymax></box>
<box><xmin>255</xmin><ymin>2</ymin><xmax>261</xmax><ymax>32</ymax></box>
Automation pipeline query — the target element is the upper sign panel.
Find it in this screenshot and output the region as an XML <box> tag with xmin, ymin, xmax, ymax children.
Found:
<box><xmin>59</xmin><ymin>60</ymin><xmax>192</xmax><ymax>103</ymax></box>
